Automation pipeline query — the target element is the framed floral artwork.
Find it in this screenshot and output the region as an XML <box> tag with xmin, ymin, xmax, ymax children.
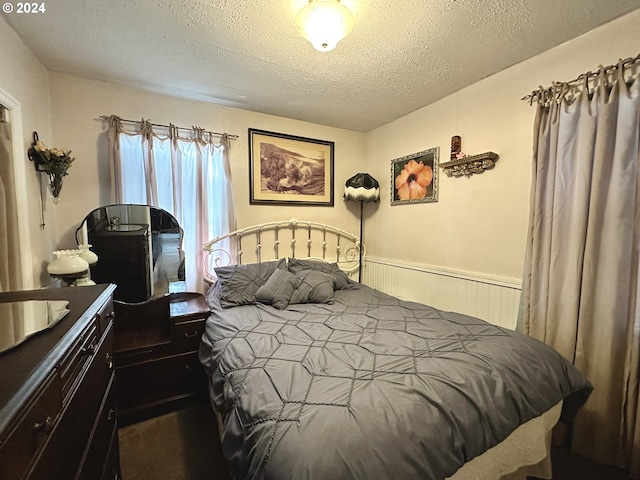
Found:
<box><xmin>390</xmin><ymin>147</ymin><xmax>439</xmax><ymax>205</ymax></box>
<box><xmin>249</xmin><ymin>129</ymin><xmax>334</xmax><ymax>206</ymax></box>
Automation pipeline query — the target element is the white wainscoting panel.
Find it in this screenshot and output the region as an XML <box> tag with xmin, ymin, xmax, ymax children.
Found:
<box><xmin>362</xmin><ymin>257</ymin><xmax>523</xmax><ymax>330</ymax></box>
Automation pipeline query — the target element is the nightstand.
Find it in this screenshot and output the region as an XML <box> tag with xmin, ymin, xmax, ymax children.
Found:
<box><xmin>113</xmin><ymin>292</ymin><xmax>211</xmax><ymax>426</ymax></box>
<box><xmin>170</xmin><ymin>292</ymin><xmax>210</xmax><ymax>353</ymax></box>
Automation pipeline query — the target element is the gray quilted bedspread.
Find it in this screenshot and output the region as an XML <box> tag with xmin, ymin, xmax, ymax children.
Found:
<box><xmin>199</xmin><ymin>283</ymin><xmax>592</xmax><ymax>480</ymax></box>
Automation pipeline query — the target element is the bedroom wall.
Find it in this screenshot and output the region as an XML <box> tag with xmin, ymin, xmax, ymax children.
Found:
<box><xmin>0</xmin><ymin>17</ymin><xmax>56</xmax><ymax>288</ymax></box>
<box><xmin>5</xmin><ymin>8</ymin><xmax>639</xmax><ymax>306</ymax></box>
<box><xmin>48</xmin><ymin>74</ymin><xmax>366</xmax><ymax>257</ymax></box>
<box><xmin>362</xmin><ymin>9</ymin><xmax>640</xmax><ymax>326</ymax></box>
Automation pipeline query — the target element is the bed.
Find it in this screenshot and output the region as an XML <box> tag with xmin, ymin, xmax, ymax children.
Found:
<box><xmin>199</xmin><ymin>219</ymin><xmax>592</xmax><ymax>480</ymax></box>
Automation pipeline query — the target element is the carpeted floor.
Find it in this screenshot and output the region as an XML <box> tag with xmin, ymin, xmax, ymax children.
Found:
<box><xmin>529</xmin><ymin>447</ymin><xmax>632</xmax><ymax>480</ymax></box>
<box><xmin>118</xmin><ymin>403</ymin><xmax>232</xmax><ymax>480</ymax></box>
<box><xmin>119</xmin><ymin>405</ymin><xmax>633</xmax><ymax>480</ymax></box>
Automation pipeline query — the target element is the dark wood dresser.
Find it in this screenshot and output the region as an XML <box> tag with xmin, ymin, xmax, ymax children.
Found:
<box><xmin>114</xmin><ymin>291</ymin><xmax>210</xmax><ymax>426</ymax></box>
<box><xmin>0</xmin><ymin>284</ymin><xmax>119</xmax><ymax>480</ymax></box>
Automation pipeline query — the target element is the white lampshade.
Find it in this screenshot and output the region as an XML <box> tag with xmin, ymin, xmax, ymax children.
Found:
<box><xmin>78</xmin><ymin>244</ymin><xmax>98</xmax><ymax>265</ymax></box>
<box><xmin>47</xmin><ymin>250</ymin><xmax>89</xmax><ymax>275</ymax></box>
<box><xmin>295</xmin><ymin>0</ymin><xmax>354</xmax><ymax>52</ymax></box>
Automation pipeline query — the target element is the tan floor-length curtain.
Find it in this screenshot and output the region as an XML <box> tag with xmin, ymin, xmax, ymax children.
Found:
<box><xmin>519</xmin><ymin>63</ymin><xmax>640</xmax><ymax>476</ymax></box>
<box><xmin>0</xmin><ymin>106</ymin><xmax>22</xmax><ymax>293</ymax></box>
<box><xmin>0</xmin><ymin>106</ymin><xmax>23</xmax><ymax>346</ymax></box>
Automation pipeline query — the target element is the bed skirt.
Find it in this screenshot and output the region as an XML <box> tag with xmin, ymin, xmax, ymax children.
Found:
<box><xmin>448</xmin><ymin>400</ymin><xmax>561</xmax><ymax>480</ymax></box>
<box><xmin>211</xmin><ymin>399</ymin><xmax>560</xmax><ymax>480</ymax></box>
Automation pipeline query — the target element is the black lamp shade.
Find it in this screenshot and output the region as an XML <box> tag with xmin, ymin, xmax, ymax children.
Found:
<box><xmin>344</xmin><ymin>173</ymin><xmax>380</xmax><ymax>203</ymax></box>
<box><xmin>344</xmin><ymin>173</ymin><xmax>379</xmax><ymax>283</ymax></box>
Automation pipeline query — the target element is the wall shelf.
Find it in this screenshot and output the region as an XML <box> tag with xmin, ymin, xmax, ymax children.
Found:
<box><xmin>440</xmin><ymin>152</ymin><xmax>499</xmax><ymax>177</ymax></box>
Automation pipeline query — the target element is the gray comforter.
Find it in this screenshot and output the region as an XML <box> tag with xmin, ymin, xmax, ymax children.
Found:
<box><xmin>199</xmin><ymin>283</ymin><xmax>592</xmax><ymax>480</ymax></box>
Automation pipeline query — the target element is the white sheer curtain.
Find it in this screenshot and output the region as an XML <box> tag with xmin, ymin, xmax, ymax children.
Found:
<box><xmin>519</xmin><ymin>60</ymin><xmax>640</xmax><ymax>476</ymax></box>
<box><xmin>107</xmin><ymin>116</ymin><xmax>236</xmax><ymax>294</ymax></box>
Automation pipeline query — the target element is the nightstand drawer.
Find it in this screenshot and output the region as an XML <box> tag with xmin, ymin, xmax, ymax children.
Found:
<box><xmin>174</xmin><ymin>319</ymin><xmax>206</xmax><ymax>352</ymax></box>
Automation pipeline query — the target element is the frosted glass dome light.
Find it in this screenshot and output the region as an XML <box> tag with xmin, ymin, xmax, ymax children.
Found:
<box><xmin>295</xmin><ymin>0</ymin><xmax>354</xmax><ymax>52</ymax></box>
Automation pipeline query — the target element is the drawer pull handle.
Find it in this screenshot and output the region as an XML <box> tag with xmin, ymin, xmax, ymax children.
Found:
<box><xmin>107</xmin><ymin>408</ymin><xmax>115</xmax><ymax>422</ymax></box>
<box><xmin>105</xmin><ymin>352</ymin><xmax>114</xmax><ymax>370</ymax></box>
<box><xmin>81</xmin><ymin>344</ymin><xmax>96</xmax><ymax>356</ymax></box>
<box><xmin>183</xmin><ymin>331</ymin><xmax>199</xmax><ymax>339</ymax></box>
<box><xmin>34</xmin><ymin>416</ymin><xmax>54</xmax><ymax>434</ymax></box>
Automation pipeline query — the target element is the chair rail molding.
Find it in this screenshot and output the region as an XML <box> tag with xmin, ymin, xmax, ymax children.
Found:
<box><xmin>362</xmin><ymin>256</ymin><xmax>522</xmax><ymax>330</ymax></box>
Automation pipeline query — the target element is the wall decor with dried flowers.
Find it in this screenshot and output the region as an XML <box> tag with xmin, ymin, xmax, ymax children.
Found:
<box><xmin>27</xmin><ymin>132</ymin><xmax>75</xmax><ymax>204</ymax></box>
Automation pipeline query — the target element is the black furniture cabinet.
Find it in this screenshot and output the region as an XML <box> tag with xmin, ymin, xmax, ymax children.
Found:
<box><xmin>113</xmin><ymin>291</ymin><xmax>210</xmax><ymax>426</ymax></box>
<box><xmin>90</xmin><ymin>226</ymin><xmax>152</xmax><ymax>303</ymax></box>
<box><xmin>79</xmin><ymin>204</ymin><xmax>185</xmax><ymax>302</ymax></box>
<box><xmin>0</xmin><ymin>284</ymin><xmax>119</xmax><ymax>480</ymax></box>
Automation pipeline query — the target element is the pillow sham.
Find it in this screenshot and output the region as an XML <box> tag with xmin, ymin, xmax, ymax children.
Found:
<box><xmin>289</xmin><ymin>269</ymin><xmax>336</xmax><ymax>305</ymax></box>
<box><xmin>254</xmin><ymin>268</ymin><xmax>301</xmax><ymax>310</ymax></box>
<box><xmin>214</xmin><ymin>259</ymin><xmax>287</xmax><ymax>308</ymax></box>
<box><xmin>287</xmin><ymin>258</ymin><xmax>352</xmax><ymax>290</ymax></box>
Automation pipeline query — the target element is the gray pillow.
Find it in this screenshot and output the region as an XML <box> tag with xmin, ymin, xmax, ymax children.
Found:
<box><xmin>289</xmin><ymin>269</ymin><xmax>336</xmax><ymax>305</ymax></box>
<box><xmin>287</xmin><ymin>258</ymin><xmax>352</xmax><ymax>290</ymax></box>
<box><xmin>214</xmin><ymin>259</ymin><xmax>287</xmax><ymax>308</ymax></box>
<box><xmin>254</xmin><ymin>268</ymin><xmax>301</xmax><ymax>309</ymax></box>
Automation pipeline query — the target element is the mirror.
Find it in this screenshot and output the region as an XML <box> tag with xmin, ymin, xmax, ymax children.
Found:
<box><xmin>0</xmin><ymin>300</ymin><xmax>70</xmax><ymax>353</ymax></box>
<box><xmin>76</xmin><ymin>204</ymin><xmax>185</xmax><ymax>302</ymax></box>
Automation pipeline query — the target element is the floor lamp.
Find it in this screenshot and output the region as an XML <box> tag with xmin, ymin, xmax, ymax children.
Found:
<box><xmin>344</xmin><ymin>173</ymin><xmax>380</xmax><ymax>282</ymax></box>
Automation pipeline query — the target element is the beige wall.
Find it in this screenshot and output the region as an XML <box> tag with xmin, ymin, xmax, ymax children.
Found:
<box><xmin>49</xmin><ymin>74</ymin><xmax>366</xmax><ymax>251</ymax></box>
<box><xmin>3</xmin><ymin>8</ymin><xmax>639</xmax><ymax>288</ymax></box>
<box><xmin>0</xmin><ymin>17</ymin><xmax>55</xmax><ymax>288</ymax></box>
<box><xmin>363</xmin><ymin>9</ymin><xmax>640</xmax><ymax>281</ymax></box>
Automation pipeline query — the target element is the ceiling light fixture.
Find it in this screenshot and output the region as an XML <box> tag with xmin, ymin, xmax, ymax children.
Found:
<box><xmin>295</xmin><ymin>0</ymin><xmax>354</xmax><ymax>52</ymax></box>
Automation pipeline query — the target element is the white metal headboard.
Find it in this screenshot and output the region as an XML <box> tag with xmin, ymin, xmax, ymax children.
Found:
<box><xmin>202</xmin><ymin>218</ymin><xmax>361</xmax><ymax>283</ymax></box>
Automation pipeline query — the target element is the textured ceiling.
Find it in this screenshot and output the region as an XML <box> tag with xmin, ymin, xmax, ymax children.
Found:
<box><xmin>5</xmin><ymin>0</ymin><xmax>640</xmax><ymax>132</ymax></box>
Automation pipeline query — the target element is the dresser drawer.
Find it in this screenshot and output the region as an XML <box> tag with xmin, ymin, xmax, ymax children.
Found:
<box><xmin>26</xmin><ymin>323</ymin><xmax>115</xmax><ymax>480</ymax></box>
<box><xmin>174</xmin><ymin>318</ymin><xmax>206</xmax><ymax>353</ymax></box>
<box><xmin>100</xmin><ymin>426</ymin><xmax>121</xmax><ymax>480</ymax></box>
<box><xmin>0</xmin><ymin>372</ymin><xmax>62</xmax><ymax>480</ymax></box>
<box><xmin>59</xmin><ymin>319</ymin><xmax>99</xmax><ymax>402</ymax></box>
<box><xmin>75</xmin><ymin>373</ymin><xmax>117</xmax><ymax>480</ymax></box>
<box><xmin>96</xmin><ymin>298</ymin><xmax>115</xmax><ymax>340</ymax></box>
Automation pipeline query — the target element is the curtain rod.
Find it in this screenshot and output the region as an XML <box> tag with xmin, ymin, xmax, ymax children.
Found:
<box><xmin>97</xmin><ymin>115</ymin><xmax>238</xmax><ymax>139</ymax></box>
<box><xmin>521</xmin><ymin>52</ymin><xmax>640</xmax><ymax>103</ymax></box>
